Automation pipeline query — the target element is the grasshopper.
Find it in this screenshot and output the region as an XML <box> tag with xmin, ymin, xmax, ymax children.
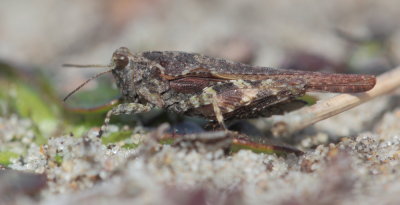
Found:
<box><xmin>64</xmin><ymin>47</ymin><xmax>376</xmax><ymax>137</ymax></box>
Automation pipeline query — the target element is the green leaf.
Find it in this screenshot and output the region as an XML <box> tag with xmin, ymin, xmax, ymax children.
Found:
<box><xmin>102</xmin><ymin>130</ymin><xmax>133</xmax><ymax>144</ymax></box>
<box><xmin>297</xmin><ymin>95</ymin><xmax>318</xmax><ymax>105</ymax></box>
<box><xmin>13</xmin><ymin>83</ymin><xmax>58</xmax><ymax>136</ymax></box>
<box><xmin>122</xmin><ymin>143</ymin><xmax>139</xmax><ymax>149</ymax></box>
<box><xmin>0</xmin><ymin>151</ymin><xmax>19</xmax><ymax>166</ymax></box>
<box><xmin>54</xmin><ymin>154</ymin><xmax>63</xmax><ymax>165</ymax></box>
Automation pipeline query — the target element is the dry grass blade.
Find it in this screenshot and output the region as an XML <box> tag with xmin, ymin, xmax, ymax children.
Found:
<box><xmin>270</xmin><ymin>66</ymin><xmax>400</xmax><ymax>137</ymax></box>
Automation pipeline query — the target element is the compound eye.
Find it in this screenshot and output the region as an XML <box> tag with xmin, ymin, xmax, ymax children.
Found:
<box><xmin>114</xmin><ymin>54</ymin><xmax>129</xmax><ymax>69</ymax></box>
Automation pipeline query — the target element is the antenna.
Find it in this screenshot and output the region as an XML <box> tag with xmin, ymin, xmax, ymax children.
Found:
<box><xmin>62</xmin><ymin>63</ymin><xmax>114</xmax><ymax>102</ymax></box>
<box><xmin>62</xmin><ymin>63</ymin><xmax>112</xmax><ymax>68</ymax></box>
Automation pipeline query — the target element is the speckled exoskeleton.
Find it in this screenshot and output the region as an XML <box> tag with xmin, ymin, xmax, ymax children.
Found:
<box><xmin>64</xmin><ymin>47</ymin><xmax>376</xmax><ymax>137</ymax></box>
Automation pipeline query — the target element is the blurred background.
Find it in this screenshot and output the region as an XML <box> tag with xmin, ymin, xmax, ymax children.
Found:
<box><xmin>1</xmin><ymin>0</ymin><xmax>400</xmax><ymax>142</ymax></box>
<box><xmin>2</xmin><ymin>0</ymin><xmax>400</xmax><ymax>88</ymax></box>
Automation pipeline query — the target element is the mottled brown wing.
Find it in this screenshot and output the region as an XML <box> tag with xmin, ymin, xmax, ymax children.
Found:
<box><xmin>213</xmin><ymin>79</ymin><xmax>307</xmax><ymax>114</ymax></box>
<box><xmin>186</xmin><ymin>78</ymin><xmax>308</xmax><ymax>120</ymax></box>
<box><xmin>141</xmin><ymin>51</ymin><xmax>375</xmax><ymax>93</ymax></box>
<box><xmin>224</xmin><ymin>97</ymin><xmax>307</xmax><ymax>120</ymax></box>
<box><xmin>169</xmin><ymin>77</ymin><xmax>224</xmax><ymax>94</ymax></box>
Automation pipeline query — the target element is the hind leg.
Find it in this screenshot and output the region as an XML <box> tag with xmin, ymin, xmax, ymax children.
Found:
<box><xmin>202</xmin><ymin>87</ymin><xmax>228</xmax><ymax>130</ymax></box>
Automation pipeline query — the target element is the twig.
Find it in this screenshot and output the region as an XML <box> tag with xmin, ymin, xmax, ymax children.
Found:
<box><xmin>270</xmin><ymin>66</ymin><xmax>400</xmax><ymax>137</ymax></box>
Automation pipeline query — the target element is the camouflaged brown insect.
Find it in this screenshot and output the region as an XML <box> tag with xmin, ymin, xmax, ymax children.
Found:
<box><xmin>64</xmin><ymin>47</ymin><xmax>376</xmax><ymax>137</ymax></box>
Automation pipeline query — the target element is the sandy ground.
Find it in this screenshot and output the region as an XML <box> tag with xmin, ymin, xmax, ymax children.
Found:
<box><xmin>0</xmin><ymin>107</ymin><xmax>399</xmax><ymax>204</ymax></box>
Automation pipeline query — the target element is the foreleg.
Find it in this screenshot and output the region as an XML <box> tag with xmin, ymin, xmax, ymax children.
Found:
<box><xmin>98</xmin><ymin>103</ymin><xmax>153</xmax><ymax>138</ymax></box>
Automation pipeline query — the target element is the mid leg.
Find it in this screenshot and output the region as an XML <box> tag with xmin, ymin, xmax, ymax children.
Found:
<box><xmin>98</xmin><ymin>103</ymin><xmax>153</xmax><ymax>138</ymax></box>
